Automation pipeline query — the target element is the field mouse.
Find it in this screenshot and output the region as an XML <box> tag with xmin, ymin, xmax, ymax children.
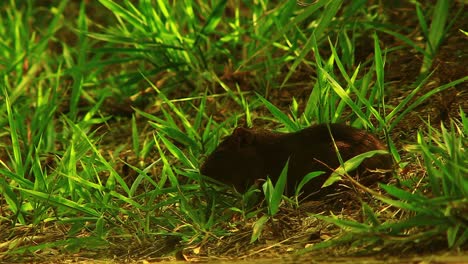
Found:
<box><xmin>200</xmin><ymin>123</ymin><xmax>393</xmax><ymax>198</ymax></box>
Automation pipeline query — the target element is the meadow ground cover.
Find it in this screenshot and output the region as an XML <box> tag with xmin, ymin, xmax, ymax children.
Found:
<box><xmin>0</xmin><ymin>0</ymin><xmax>467</xmax><ymax>262</ymax></box>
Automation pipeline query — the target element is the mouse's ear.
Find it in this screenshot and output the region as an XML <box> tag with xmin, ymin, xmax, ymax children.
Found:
<box><xmin>232</xmin><ymin>127</ymin><xmax>255</xmax><ymax>147</ymax></box>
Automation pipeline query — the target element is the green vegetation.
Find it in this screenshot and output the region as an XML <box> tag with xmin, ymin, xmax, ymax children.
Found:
<box><xmin>0</xmin><ymin>0</ymin><xmax>466</xmax><ymax>261</ymax></box>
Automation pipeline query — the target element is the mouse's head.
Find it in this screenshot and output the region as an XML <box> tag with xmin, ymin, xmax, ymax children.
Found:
<box><xmin>200</xmin><ymin>127</ymin><xmax>265</xmax><ymax>192</ymax></box>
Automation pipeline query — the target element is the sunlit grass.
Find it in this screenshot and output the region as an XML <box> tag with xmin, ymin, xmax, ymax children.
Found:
<box><xmin>301</xmin><ymin>111</ymin><xmax>467</xmax><ymax>253</ymax></box>
<box><xmin>0</xmin><ymin>0</ymin><xmax>466</xmax><ymax>260</ymax></box>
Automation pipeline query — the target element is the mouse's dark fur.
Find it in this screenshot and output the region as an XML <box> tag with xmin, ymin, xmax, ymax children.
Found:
<box><xmin>200</xmin><ymin>123</ymin><xmax>393</xmax><ymax>198</ymax></box>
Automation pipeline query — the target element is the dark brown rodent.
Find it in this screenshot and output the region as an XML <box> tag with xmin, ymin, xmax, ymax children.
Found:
<box><xmin>200</xmin><ymin>123</ymin><xmax>393</xmax><ymax>198</ymax></box>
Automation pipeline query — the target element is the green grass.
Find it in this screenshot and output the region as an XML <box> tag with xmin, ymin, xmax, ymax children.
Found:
<box><xmin>0</xmin><ymin>0</ymin><xmax>466</xmax><ymax>261</ymax></box>
<box><xmin>301</xmin><ymin>112</ymin><xmax>467</xmax><ymax>254</ymax></box>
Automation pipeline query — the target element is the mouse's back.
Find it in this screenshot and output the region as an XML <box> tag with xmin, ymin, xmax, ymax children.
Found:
<box><xmin>279</xmin><ymin>124</ymin><xmax>392</xmax><ymax>195</ymax></box>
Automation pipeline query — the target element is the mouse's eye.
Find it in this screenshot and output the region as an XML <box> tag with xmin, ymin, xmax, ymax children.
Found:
<box><xmin>216</xmin><ymin>139</ymin><xmax>234</xmax><ymax>150</ymax></box>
